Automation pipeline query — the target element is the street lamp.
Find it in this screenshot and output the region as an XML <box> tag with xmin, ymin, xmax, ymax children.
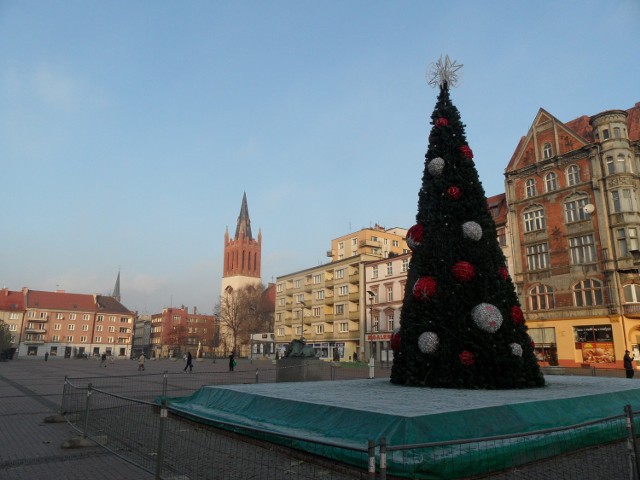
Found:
<box><xmin>298</xmin><ymin>300</ymin><xmax>306</xmax><ymax>341</ymax></box>
<box><xmin>366</xmin><ymin>291</ymin><xmax>375</xmax><ymax>361</ymax></box>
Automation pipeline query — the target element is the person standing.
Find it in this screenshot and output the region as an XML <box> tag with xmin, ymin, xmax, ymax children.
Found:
<box><xmin>44</xmin><ymin>352</ymin><xmax>49</xmax><ymax>362</ymax></box>
<box><xmin>229</xmin><ymin>353</ymin><xmax>235</xmax><ymax>372</ymax></box>
<box><xmin>183</xmin><ymin>351</ymin><xmax>193</xmax><ymax>373</ymax></box>
<box><xmin>138</xmin><ymin>353</ymin><xmax>146</xmax><ymax>371</ymax></box>
<box><xmin>624</xmin><ymin>350</ymin><xmax>635</xmax><ymax>378</ymax></box>
<box><xmin>100</xmin><ymin>352</ymin><xmax>107</xmax><ymax>367</ymax></box>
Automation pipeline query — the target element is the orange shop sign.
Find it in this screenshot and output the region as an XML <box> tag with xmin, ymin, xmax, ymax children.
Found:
<box><xmin>366</xmin><ymin>333</ymin><xmax>392</xmax><ymax>341</ymax></box>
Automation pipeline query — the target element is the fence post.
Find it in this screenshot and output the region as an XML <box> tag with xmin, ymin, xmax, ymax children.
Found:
<box><xmin>155</xmin><ymin>398</ymin><xmax>168</xmax><ymax>480</ymax></box>
<box><xmin>82</xmin><ymin>383</ymin><xmax>93</xmax><ymax>439</ymax></box>
<box><xmin>369</xmin><ymin>357</ymin><xmax>375</xmax><ymax>379</ymax></box>
<box><xmin>624</xmin><ymin>404</ymin><xmax>640</xmax><ymax>480</ymax></box>
<box><xmin>368</xmin><ymin>439</ymin><xmax>376</xmax><ymax>479</ymax></box>
<box><xmin>379</xmin><ymin>437</ymin><xmax>387</xmax><ymax>480</ymax></box>
<box><xmin>255</xmin><ymin>368</ymin><xmax>259</xmax><ymax>383</ymax></box>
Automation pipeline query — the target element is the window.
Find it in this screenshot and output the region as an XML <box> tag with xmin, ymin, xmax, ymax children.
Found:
<box><xmin>525</xmin><ymin>178</ymin><xmax>537</xmax><ymax>198</ymax></box>
<box><xmin>338</xmin><ymin>241</ymin><xmax>344</xmax><ymax>250</ymax></box>
<box><xmin>312</xmin><ymin>307</ymin><xmax>321</xmax><ymax>317</ymax></box>
<box><xmin>9</xmin><ymin>312</ymin><xmax>18</xmax><ymax>320</ymax></box>
<box><xmin>52</xmin><ymin>335</ymin><xmax>59</xmax><ymax>342</ymax></box>
<box><xmin>386</xmin><ymin>262</ymin><xmax>393</xmax><ymax>276</ymax></box>
<box><xmin>542</xmin><ymin>143</ymin><xmax>552</xmax><ymax>159</ymax></box>
<box><xmin>392</xmin><ymin>240</ymin><xmax>399</xmax><ymax>247</ymax></box>
<box><xmin>387</xmin><ymin>313</ymin><xmax>395</xmax><ymax>331</ymax></box>
<box><xmin>529</xmin><ymin>327</ymin><xmax>558</xmax><ymax>365</ymax></box>
<box><xmin>387</xmin><ymin>287</ymin><xmax>393</xmax><ymax>302</ymax></box>
<box><xmin>372</xmin><ymin>266</ymin><xmax>378</xmax><ymax>278</ymax></box>
<box><xmin>277</xmin><ymin>327</ymin><xmax>285</xmax><ymax>337</ymax></box>
<box><xmin>8</xmin><ymin>324</ymin><xmax>17</xmax><ymax>331</ymax></box>
<box><xmin>567</xmin><ymin>165</ymin><xmax>580</xmax><ymax>186</ymax></box>
<box><xmin>80</xmin><ymin>336</ymin><xmax>87</xmax><ymax>342</ymax></box>
<box><xmin>573</xmin><ymin>279</ymin><xmax>604</xmax><ymax>307</ymax></box>
<box><xmin>618</xmin><ymin>154</ymin><xmax>628</xmax><ymax>173</ymax></box>
<box><xmin>108</xmin><ymin>326</ymin><xmax>115</xmax><ymax>333</ymax></box>
<box><xmin>315</xmin><ymin>324</ymin><xmax>325</xmax><ymax>334</ymax></box>
<box><xmin>402</xmin><ymin>258</ymin><xmax>409</xmax><ymax>272</ymax></box>
<box><xmin>313</xmin><ymin>274</ymin><xmax>322</xmax><ymax>284</ymax></box>
<box><xmin>296</xmin><ymin>294</ymin><xmax>304</xmax><ymax>303</ymax></box>
<box><xmin>68</xmin><ymin>324</ymin><xmax>75</xmax><ymax>331</ymax></box>
<box><xmin>82</xmin><ymin>324</ymin><xmax>89</xmax><ymax>331</ymax></box>
<box><xmin>95</xmin><ymin>336</ymin><xmax>101</xmax><ymax>343</ymax></box>
<box><xmin>565</xmin><ymin>197</ymin><xmax>589</xmax><ymax>223</ymax></box>
<box><xmin>54</xmin><ymin>324</ymin><xmax>61</xmax><ymax>331</ymax></box>
<box><xmin>120</xmin><ymin>317</ymin><xmax>129</xmax><ymax>323</ymax></box>
<box><xmin>56</xmin><ymin>313</ymin><xmax>63</xmax><ymax>320</ymax></box>
<box><xmin>278</xmin><ymin>297</ymin><xmax>285</xmax><ymax>306</ymax></box>
<box><xmin>276</xmin><ymin>283</ymin><xmax>283</xmax><ymax>293</ymax></box>
<box><xmin>316</xmin><ymin>290</ymin><xmax>325</xmax><ymax>300</ymax></box>
<box><xmin>603</xmin><ymin>129</ymin><xmax>610</xmax><ymax>140</ymax></box>
<box><xmin>497</xmin><ymin>227</ymin><xmax>507</xmax><ymax>247</ymax></box>
<box><xmin>294</xmin><ymin>279</ymin><xmax>301</xmax><ymax>288</ymax></box>
<box><xmin>617</xmin><ymin>228</ymin><xmax>639</xmax><ymax>257</ymax></box>
<box><xmin>335</xmin><ymin>304</ymin><xmax>345</xmax><ymax>315</ymax></box>
<box><xmin>623</xmin><ymin>284</ymin><xmax>640</xmax><ymax>303</ymax></box>
<box><xmin>545</xmin><ymin>172</ymin><xmax>558</xmax><ymax>192</ymax></box>
<box><xmin>96</xmin><ymin>325</ymin><xmax>103</xmax><ymax>332</ymax></box>
<box><xmin>338</xmin><ymin>285</ymin><xmax>348</xmax><ymax>296</ymax></box>
<box><xmin>108</xmin><ymin>337</ymin><xmax>114</xmax><ymax>343</ymax></box>
<box><xmin>611</xmin><ymin>188</ymin><xmax>635</xmax><ymax>213</ymax></box>
<box><xmin>569</xmin><ymin>235</ymin><xmax>596</xmax><ymax>264</ymax></box>
<box><xmin>97</xmin><ymin>315</ymin><xmax>104</xmax><ymax>322</ymax></box>
<box><xmin>339</xmin><ymin>322</ymin><xmax>349</xmax><ymax>333</ymax></box>
<box><xmin>614</xmin><ymin>127</ymin><xmax>621</xmax><ymax>138</ymax></box>
<box><xmin>372</xmin><ymin>314</ymin><xmax>379</xmax><ymax>332</ymax></box>
<box><xmin>371</xmin><ymin>235</ymin><xmax>378</xmax><ymax>242</ymax></box>
<box><xmin>529</xmin><ymin>285</ymin><xmax>555</xmax><ymax>311</ymax></box>
<box><xmin>109</xmin><ymin>316</ymin><xmax>116</xmax><ymax>322</ymax></box>
<box><xmin>66</xmin><ymin>336</ymin><xmax>73</xmax><ymax>342</ymax></box>
<box><xmin>70</xmin><ymin>313</ymin><xmax>76</xmax><ymax>320</ymax></box>
<box><xmin>523</xmin><ymin>207</ymin><xmax>546</xmax><ymax>232</ymax></box>
<box><xmin>606</xmin><ymin>156</ymin><xmax>615</xmax><ymax>174</ymax></box>
<box><xmin>335</xmin><ymin>269</ymin><xmax>345</xmax><ymax>279</ymax></box>
<box><xmin>351</xmin><ymin>238</ymin><xmax>357</xmax><ymax>246</ymax></box>
<box><xmin>526</xmin><ymin>243</ymin><xmax>549</xmax><ymax>271</ymax></box>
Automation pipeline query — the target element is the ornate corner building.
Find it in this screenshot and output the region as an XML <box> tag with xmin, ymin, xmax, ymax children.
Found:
<box><xmin>505</xmin><ymin>102</ymin><xmax>640</xmax><ymax>367</ymax></box>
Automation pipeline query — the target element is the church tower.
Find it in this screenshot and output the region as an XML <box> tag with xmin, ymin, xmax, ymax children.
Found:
<box><xmin>221</xmin><ymin>192</ymin><xmax>262</xmax><ymax>296</ymax></box>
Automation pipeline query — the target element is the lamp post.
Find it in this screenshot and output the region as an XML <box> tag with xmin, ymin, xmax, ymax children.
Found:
<box><xmin>298</xmin><ymin>300</ymin><xmax>306</xmax><ymax>341</ymax></box>
<box><xmin>366</xmin><ymin>290</ymin><xmax>375</xmax><ymax>361</ymax></box>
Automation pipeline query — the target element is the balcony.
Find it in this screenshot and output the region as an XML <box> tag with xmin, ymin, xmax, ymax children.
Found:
<box><xmin>24</xmin><ymin>339</ymin><xmax>45</xmax><ymax>345</ymax></box>
<box><xmin>359</xmin><ymin>239</ymin><xmax>381</xmax><ymax>248</ymax></box>
<box><xmin>25</xmin><ymin>327</ymin><xmax>46</xmax><ymax>334</ymax></box>
<box><xmin>623</xmin><ymin>303</ymin><xmax>640</xmax><ymax>318</ymax></box>
<box><xmin>29</xmin><ymin>317</ymin><xmax>48</xmax><ymax>323</ymax></box>
<box><xmin>349</xmin><ymin>292</ymin><xmax>360</xmax><ymax>302</ymax></box>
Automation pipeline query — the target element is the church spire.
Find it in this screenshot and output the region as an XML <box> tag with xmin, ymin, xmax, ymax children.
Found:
<box><xmin>234</xmin><ymin>192</ymin><xmax>253</xmax><ymax>240</ymax></box>
<box><xmin>112</xmin><ymin>270</ymin><xmax>121</xmax><ymax>302</ymax></box>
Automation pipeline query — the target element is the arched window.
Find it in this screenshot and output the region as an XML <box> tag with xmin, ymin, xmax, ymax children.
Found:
<box><xmin>525</xmin><ymin>178</ymin><xmax>537</xmax><ymax>198</ymax></box>
<box><xmin>523</xmin><ymin>206</ymin><xmax>546</xmax><ymax>232</ymax></box>
<box><xmin>566</xmin><ymin>165</ymin><xmax>580</xmax><ymax>186</ymax></box>
<box><xmin>623</xmin><ymin>284</ymin><xmax>640</xmax><ymax>303</ymax></box>
<box><xmin>573</xmin><ymin>279</ymin><xmax>604</xmax><ymax>307</ymax></box>
<box><xmin>545</xmin><ymin>172</ymin><xmax>558</xmax><ymax>192</ymax></box>
<box><xmin>529</xmin><ymin>285</ymin><xmax>555</xmax><ymax>311</ymax></box>
<box><xmin>564</xmin><ymin>195</ymin><xmax>589</xmax><ymax>223</ymax></box>
<box><xmin>542</xmin><ymin>143</ymin><xmax>553</xmax><ymax>159</ymax></box>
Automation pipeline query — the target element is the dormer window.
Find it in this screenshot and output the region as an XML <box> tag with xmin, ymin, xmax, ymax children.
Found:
<box><xmin>542</xmin><ymin>143</ymin><xmax>552</xmax><ymax>159</ymax></box>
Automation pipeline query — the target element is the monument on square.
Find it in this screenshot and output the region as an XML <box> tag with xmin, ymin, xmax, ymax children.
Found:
<box><xmin>390</xmin><ymin>56</ymin><xmax>545</xmax><ymax>389</ymax></box>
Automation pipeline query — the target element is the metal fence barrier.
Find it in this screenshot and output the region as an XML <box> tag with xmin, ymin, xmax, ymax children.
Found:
<box><xmin>61</xmin><ymin>364</ymin><xmax>640</xmax><ymax>479</ymax></box>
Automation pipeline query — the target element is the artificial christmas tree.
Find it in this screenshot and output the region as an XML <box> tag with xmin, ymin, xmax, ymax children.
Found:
<box><xmin>390</xmin><ymin>56</ymin><xmax>545</xmax><ymax>389</ymax></box>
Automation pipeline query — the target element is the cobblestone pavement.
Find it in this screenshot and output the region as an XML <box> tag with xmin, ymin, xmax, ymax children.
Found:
<box><xmin>0</xmin><ymin>357</ymin><xmax>636</xmax><ymax>479</ymax></box>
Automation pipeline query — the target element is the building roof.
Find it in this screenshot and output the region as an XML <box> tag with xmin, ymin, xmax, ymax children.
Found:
<box><xmin>0</xmin><ymin>288</ymin><xmax>25</xmax><ymax>311</ymax></box>
<box><xmin>234</xmin><ymin>192</ymin><xmax>253</xmax><ymax>240</ymax></box>
<box><xmin>95</xmin><ymin>295</ymin><xmax>133</xmax><ymax>314</ymax></box>
<box><xmin>24</xmin><ymin>289</ymin><xmax>96</xmax><ymax>311</ymax></box>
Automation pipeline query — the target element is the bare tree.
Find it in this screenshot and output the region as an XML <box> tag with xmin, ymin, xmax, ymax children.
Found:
<box><xmin>217</xmin><ymin>283</ymin><xmax>274</xmax><ymax>356</ymax></box>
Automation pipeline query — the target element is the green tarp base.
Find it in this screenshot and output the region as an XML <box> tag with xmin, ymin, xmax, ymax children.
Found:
<box><xmin>164</xmin><ymin>377</ymin><xmax>640</xmax><ymax>479</ymax></box>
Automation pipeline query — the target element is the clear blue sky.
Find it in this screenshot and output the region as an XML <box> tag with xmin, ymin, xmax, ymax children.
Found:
<box><xmin>1</xmin><ymin>0</ymin><xmax>638</xmax><ymax>314</ymax></box>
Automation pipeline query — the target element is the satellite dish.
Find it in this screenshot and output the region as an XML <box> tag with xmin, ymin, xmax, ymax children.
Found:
<box><xmin>584</xmin><ymin>204</ymin><xmax>595</xmax><ymax>214</ymax></box>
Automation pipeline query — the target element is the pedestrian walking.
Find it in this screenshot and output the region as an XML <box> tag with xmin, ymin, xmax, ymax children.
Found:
<box><xmin>44</xmin><ymin>352</ymin><xmax>49</xmax><ymax>362</ymax></box>
<box><xmin>138</xmin><ymin>353</ymin><xmax>146</xmax><ymax>371</ymax></box>
<box><xmin>624</xmin><ymin>350</ymin><xmax>635</xmax><ymax>378</ymax></box>
<box><xmin>100</xmin><ymin>353</ymin><xmax>107</xmax><ymax>367</ymax></box>
<box><xmin>229</xmin><ymin>353</ymin><xmax>235</xmax><ymax>372</ymax></box>
<box><xmin>183</xmin><ymin>351</ymin><xmax>193</xmax><ymax>373</ymax></box>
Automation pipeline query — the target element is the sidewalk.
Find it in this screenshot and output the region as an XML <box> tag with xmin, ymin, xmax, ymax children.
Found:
<box><xmin>0</xmin><ymin>355</ymin><xmax>257</xmax><ymax>480</ymax></box>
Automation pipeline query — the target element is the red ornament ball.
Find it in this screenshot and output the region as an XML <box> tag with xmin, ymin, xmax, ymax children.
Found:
<box><xmin>459</xmin><ymin>350</ymin><xmax>475</xmax><ymax>366</ymax></box>
<box><xmin>511</xmin><ymin>306</ymin><xmax>525</xmax><ymax>325</ymax></box>
<box><xmin>451</xmin><ymin>261</ymin><xmax>476</xmax><ymax>282</ymax></box>
<box><xmin>390</xmin><ymin>328</ymin><xmax>401</xmax><ymax>352</ymax></box>
<box><xmin>413</xmin><ymin>276</ymin><xmax>437</xmax><ymax>301</ymax></box>
<box><xmin>446</xmin><ymin>186</ymin><xmax>461</xmax><ymax>200</ymax></box>
<box><xmin>499</xmin><ymin>266</ymin><xmax>509</xmax><ymax>281</ymax></box>
<box><xmin>407</xmin><ymin>223</ymin><xmax>424</xmax><ymax>251</ymax></box>
<box><xmin>435</xmin><ymin>117</ymin><xmax>449</xmax><ymax>127</ymax></box>
<box><xmin>460</xmin><ymin>145</ymin><xmax>474</xmax><ymax>160</ymax></box>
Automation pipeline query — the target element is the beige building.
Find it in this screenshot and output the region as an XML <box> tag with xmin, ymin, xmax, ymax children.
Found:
<box><xmin>275</xmin><ymin>226</ymin><xmax>409</xmax><ymax>361</ymax></box>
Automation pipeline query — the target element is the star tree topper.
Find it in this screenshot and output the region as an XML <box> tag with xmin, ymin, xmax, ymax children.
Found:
<box><xmin>427</xmin><ymin>55</ymin><xmax>463</xmax><ymax>88</ymax></box>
